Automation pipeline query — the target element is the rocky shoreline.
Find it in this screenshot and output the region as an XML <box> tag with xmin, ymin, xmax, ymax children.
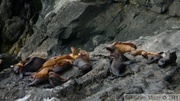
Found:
<box><xmin>0</xmin><ymin>31</ymin><xmax>180</xmax><ymax>101</ymax></box>
<box><xmin>0</xmin><ymin>0</ymin><xmax>180</xmax><ymax>101</ymax></box>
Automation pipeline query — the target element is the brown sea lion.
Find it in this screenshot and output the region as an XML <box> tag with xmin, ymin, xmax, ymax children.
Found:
<box><xmin>52</xmin><ymin>59</ymin><xmax>73</xmax><ymax>74</ymax></box>
<box><xmin>48</xmin><ymin>71</ymin><xmax>69</xmax><ymax>87</ymax></box>
<box><xmin>12</xmin><ymin>57</ymin><xmax>46</xmax><ymax>79</ymax></box>
<box><xmin>12</xmin><ymin>58</ymin><xmax>30</xmax><ymax>74</ymax></box>
<box><xmin>158</xmin><ymin>49</ymin><xmax>177</xmax><ymax>68</ymax></box>
<box><xmin>73</xmin><ymin>49</ymin><xmax>92</xmax><ymax>73</ymax></box>
<box><xmin>106</xmin><ymin>45</ymin><xmax>133</xmax><ymax>79</ymax></box>
<box><xmin>111</xmin><ymin>41</ymin><xmax>137</xmax><ymax>54</ymax></box>
<box><xmin>28</xmin><ymin>67</ymin><xmax>53</xmax><ymax>86</ymax></box>
<box><xmin>41</xmin><ymin>47</ymin><xmax>79</xmax><ymax>69</ymax></box>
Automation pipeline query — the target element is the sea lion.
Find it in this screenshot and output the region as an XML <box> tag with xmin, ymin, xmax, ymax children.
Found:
<box><xmin>12</xmin><ymin>57</ymin><xmax>46</xmax><ymax>79</ymax></box>
<box><xmin>48</xmin><ymin>71</ymin><xmax>69</xmax><ymax>87</ymax></box>
<box><xmin>111</xmin><ymin>41</ymin><xmax>137</xmax><ymax>54</ymax></box>
<box><xmin>28</xmin><ymin>67</ymin><xmax>53</xmax><ymax>86</ymax></box>
<box><xmin>73</xmin><ymin>49</ymin><xmax>92</xmax><ymax>73</ymax></box>
<box><xmin>158</xmin><ymin>49</ymin><xmax>177</xmax><ymax>68</ymax></box>
<box><xmin>106</xmin><ymin>45</ymin><xmax>133</xmax><ymax>79</ymax></box>
<box><xmin>131</xmin><ymin>50</ymin><xmax>147</xmax><ymax>57</ymax></box>
<box><xmin>41</xmin><ymin>47</ymin><xmax>79</xmax><ymax>69</ymax></box>
<box><xmin>52</xmin><ymin>59</ymin><xmax>73</xmax><ymax>74</ymax></box>
<box><xmin>131</xmin><ymin>50</ymin><xmax>163</xmax><ymax>64</ymax></box>
<box><xmin>12</xmin><ymin>58</ymin><xmax>30</xmax><ymax>74</ymax></box>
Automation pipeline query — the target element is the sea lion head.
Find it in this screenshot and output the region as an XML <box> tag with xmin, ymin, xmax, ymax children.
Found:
<box><xmin>158</xmin><ymin>58</ymin><xmax>168</xmax><ymax>68</ymax></box>
<box><xmin>158</xmin><ymin>49</ymin><xmax>177</xmax><ymax>68</ymax></box>
<box><xmin>12</xmin><ymin>62</ymin><xmax>23</xmax><ymax>74</ymax></box>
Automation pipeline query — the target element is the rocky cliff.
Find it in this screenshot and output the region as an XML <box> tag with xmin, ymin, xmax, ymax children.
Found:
<box><xmin>0</xmin><ymin>0</ymin><xmax>180</xmax><ymax>59</ymax></box>
<box><xmin>0</xmin><ymin>30</ymin><xmax>180</xmax><ymax>101</ymax></box>
<box><xmin>0</xmin><ymin>0</ymin><xmax>180</xmax><ymax>101</ymax></box>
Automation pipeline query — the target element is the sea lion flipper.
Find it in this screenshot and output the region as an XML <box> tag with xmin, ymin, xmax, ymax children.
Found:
<box><xmin>106</xmin><ymin>66</ymin><xmax>111</xmax><ymax>77</ymax></box>
<box><xmin>122</xmin><ymin>60</ymin><xmax>139</xmax><ymax>65</ymax></box>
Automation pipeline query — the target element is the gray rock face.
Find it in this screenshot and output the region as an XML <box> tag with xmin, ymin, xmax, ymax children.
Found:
<box><xmin>0</xmin><ymin>0</ymin><xmax>41</xmax><ymax>54</ymax></box>
<box><xmin>19</xmin><ymin>1</ymin><xmax>125</xmax><ymax>59</ymax></box>
<box><xmin>2</xmin><ymin>17</ymin><xmax>25</xmax><ymax>43</ymax></box>
<box><xmin>17</xmin><ymin>0</ymin><xmax>180</xmax><ymax>60</ymax></box>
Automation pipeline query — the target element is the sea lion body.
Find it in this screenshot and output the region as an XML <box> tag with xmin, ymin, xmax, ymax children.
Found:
<box><xmin>112</xmin><ymin>41</ymin><xmax>137</xmax><ymax>54</ymax></box>
<box><xmin>52</xmin><ymin>59</ymin><xmax>73</xmax><ymax>74</ymax></box>
<box><xmin>110</xmin><ymin>56</ymin><xmax>126</xmax><ymax>76</ymax></box>
<box><xmin>73</xmin><ymin>58</ymin><xmax>92</xmax><ymax>73</ymax></box>
<box><xmin>106</xmin><ymin>45</ymin><xmax>133</xmax><ymax>79</ymax></box>
<box><xmin>73</xmin><ymin>49</ymin><xmax>92</xmax><ymax>73</ymax></box>
<box><xmin>13</xmin><ymin>58</ymin><xmax>30</xmax><ymax>74</ymax></box>
<box><xmin>48</xmin><ymin>71</ymin><xmax>68</xmax><ymax>87</ymax></box>
<box><xmin>12</xmin><ymin>57</ymin><xmax>45</xmax><ymax>79</ymax></box>
<box><xmin>29</xmin><ymin>77</ymin><xmax>48</xmax><ymax>86</ymax></box>
<box><xmin>42</xmin><ymin>47</ymin><xmax>79</xmax><ymax>69</ymax></box>
<box><xmin>21</xmin><ymin>57</ymin><xmax>46</xmax><ymax>73</ymax></box>
<box><xmin>29</xmin><ymin>67</ymin><xmax>52</xmax><ymax>86</ymax></box>
<box><xmin>146</xmin><ymin>54</ymin><xmax>163</xmax><ymax>64</ymax></box>
<box><xmin>109</xmin><ymin>51</ymin><xmax>130</xmax><ymax>77</ymax></box>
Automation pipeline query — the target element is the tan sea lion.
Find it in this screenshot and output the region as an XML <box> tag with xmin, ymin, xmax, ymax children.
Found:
<box><xmin>41</xmin><ymin>47</ymin><xmax>79</xmax><ymax>69</ymax></box>
<box><xmin>112</xmin><ymin>41</ymin><xmax>137</xmax><ymax>54</ymax></box>
<box><xmin>28</xmin><ymin>67</ymin><xmax>53</xmax><ymax>86</ymax></box>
